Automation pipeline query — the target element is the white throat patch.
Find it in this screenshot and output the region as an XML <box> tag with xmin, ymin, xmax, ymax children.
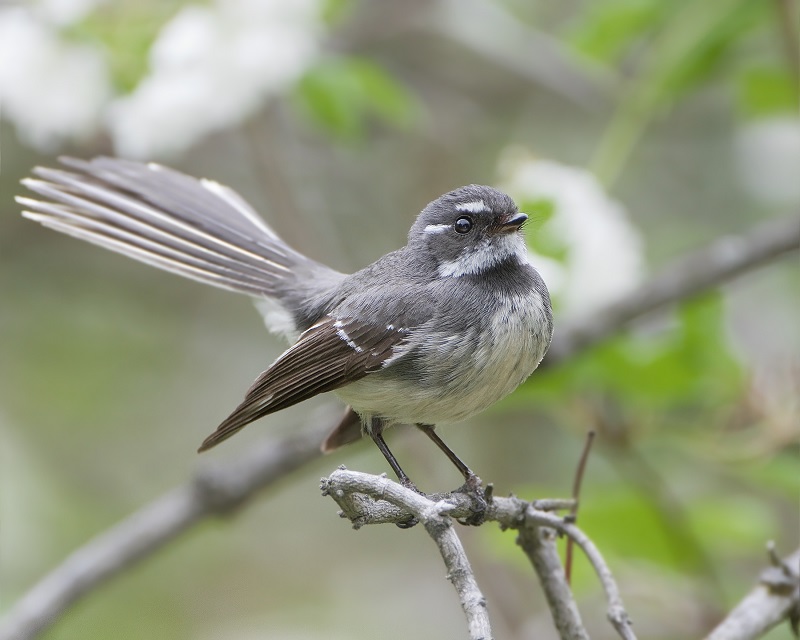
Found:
<box><xmin>438</xmin><ymin>233</ymin><xmax>528</xmax><ymax>277</ymax></box>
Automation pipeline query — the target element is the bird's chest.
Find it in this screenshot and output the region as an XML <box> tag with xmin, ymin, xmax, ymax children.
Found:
<box><xmin>410</xmin><ymin>290</ymin><xmax>551</xmax><ymax>421</ymax></box>
<box><xmin>336</xmin><ymin>276</ymin><xmax>552</xmax><ymax>426</ymax></box>
<box><xmin>438</xmin><ymin>296</ymin><xmax>550</xmax><ymax>390</ymax></box>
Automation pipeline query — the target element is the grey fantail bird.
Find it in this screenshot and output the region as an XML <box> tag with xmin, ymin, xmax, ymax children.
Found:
<box><xmin>17</xmin><ymin>157</ymin><xmax>553</xmax><ymax>493</ymax></box>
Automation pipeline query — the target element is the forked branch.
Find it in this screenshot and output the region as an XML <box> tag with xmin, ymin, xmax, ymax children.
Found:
<box><xmin>323</xmin><ymin>467</ymin><xmax>636</xmax><ymax>640</ymax></box>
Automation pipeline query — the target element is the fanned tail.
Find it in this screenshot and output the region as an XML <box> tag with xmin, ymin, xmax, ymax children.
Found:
<box><xmin>16</xmin><ymin>156</ymin><xmax>334</xmax><ymax>298</ymax></box>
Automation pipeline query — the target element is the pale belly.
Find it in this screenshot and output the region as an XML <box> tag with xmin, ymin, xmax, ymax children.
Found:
<box><xmin>336</xmin><ymin>295</ymin><xmax>552</xmax><ymax>426</ymax></box>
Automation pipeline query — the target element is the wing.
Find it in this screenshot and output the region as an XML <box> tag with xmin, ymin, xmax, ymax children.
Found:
<box><xmin>198</xmin><ymin>316</ymin><xmax>411</xmax><ymax>451</ymax></box>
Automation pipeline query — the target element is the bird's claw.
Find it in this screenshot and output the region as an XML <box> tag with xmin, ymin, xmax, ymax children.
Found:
<box><xmin>454</xmin><ymin>474</ymin><xmax>490</xmax><ymax>526</ymax></box>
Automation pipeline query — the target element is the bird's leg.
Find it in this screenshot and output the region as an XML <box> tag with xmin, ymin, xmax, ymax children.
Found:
<box><xmin>416</xmin><ymin>423</ymin><xmax>476</xmax><ymax>482</ymax></box>
<box><xmin>416</xmin><ymin>423</ymin><xmax>488</xmax><ymax>525</ymax></box>
<box><xmin>367</xmin><ymin>419</ymin><xmax>419</xmax><ymax>529</ymax></box>
<box><xmin>367</xmin><ymin>419</ymin><xmax>418</xmax><ymax>492</ymax></box>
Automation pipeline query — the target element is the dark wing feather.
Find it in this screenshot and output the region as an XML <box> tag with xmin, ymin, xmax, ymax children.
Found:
<box><xmin>198</xmin><ymin>317</ymin><xmax>410</xmax><ymax>451</ymax></box>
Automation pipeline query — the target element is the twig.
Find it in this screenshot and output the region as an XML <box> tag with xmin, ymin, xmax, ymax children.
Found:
<box><xmin>546</xmin><ymin>213</ymin><xmax>800</xmax><ymax>365</ymax></box>
<box><xmin>0</xmin><ymin>421</ymin><xmax>330</xmax><ymax>640</ymax></box>
<box><xmin>324</xmin><ymin>468</ymin><xmax>636</xmax><ymax>640</ymax></box>
<box><xmin>705</xmin><ymin>546</ymin><xmax>800</xmax><ymax>640</ymax></box>
<box><xmin>545</xmin><ymin>513</ymin><xmax>637</xmax><ymax>640</ymax></box>
<box><xmin>321</xmin><ymin>468</ymin><xmax>492</xmax><ymax>640</ymax></box>
<box><xmin>516</xmin><ymin>523</ymin><xmax>590</xmax><ymax>640</ymax></box>
<box><xmin>3</xmin><ymin>215</ymin><xmax>795</xmax><ymax>638</ymax></box>
<box><xmin>565</xmin><ymin>431</ymin><xmax>596</xmax><ymax>584</ymax></box>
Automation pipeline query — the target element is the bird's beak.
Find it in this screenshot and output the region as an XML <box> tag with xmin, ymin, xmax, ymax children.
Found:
<box><xmin>493</xmin><ymin>212</ymin><xmax>528</xmax><ymax>234</ymax></box>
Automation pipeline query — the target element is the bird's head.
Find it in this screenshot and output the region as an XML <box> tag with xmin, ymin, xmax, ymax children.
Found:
<box><xmin>409</xmin><ymin>185</ymin><xmax>528</xmax><ymax>277</ymax></box>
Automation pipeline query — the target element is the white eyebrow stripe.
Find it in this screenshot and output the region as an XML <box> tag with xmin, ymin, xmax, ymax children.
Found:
<box><xmin>455</xmin><ymin>200</ymin><xmax>489</xmax><ymax>213</ymax></box>
<box><xmin>424</xmin><ymin>223</ymin><xmax>451</xmax><ymax>234</ymax></box>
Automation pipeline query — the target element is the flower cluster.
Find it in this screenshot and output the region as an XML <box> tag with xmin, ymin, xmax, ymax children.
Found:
<box><xmin>0</xmin><ymin>0</ymin><xmax>322</xmax><ymax>157</ymax></box>
<box><xmin>500</xmin><ymin>153</ymin><xmax>645</xmax><ymax>319</ymax></box>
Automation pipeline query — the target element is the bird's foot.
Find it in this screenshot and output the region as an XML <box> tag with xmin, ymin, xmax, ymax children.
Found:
<box><xmin>453</xmin><ymin>474</ymin><xmax>491</xmax><ymax>526</ymax></box>
<box><xmin>395</xmin><ymin>476</ymin><xmax>422</xmax><ymax>528</ymax></box>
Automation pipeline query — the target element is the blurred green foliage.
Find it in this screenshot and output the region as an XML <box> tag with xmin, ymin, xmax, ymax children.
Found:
<box><xmin>521</xmin><ymin>198</ymin><xmax>570</xmax><ymax>262</ymax></box>
<box><xmin>573</xmin><ymin>0</ymin><xmax>798</xmax><ymax>185</ymax></box>
<box><xmin>66</xmin><ymin>1</ymin><xmax>188</xmax><ymax>93</ymax></box>
<box><xmin>530</xmin><ymin>296</ymin><xmax>744</xmax><ymax>414</ymax></box>
<box><xmin>739</xmin><ymin>66</ymin><xmax>800</xmax><ymax>116</ymax></box>
<box><xmin>294</xmin><ymin>57</ymin><xmax>419</xmax><ymax>141</ymax></box>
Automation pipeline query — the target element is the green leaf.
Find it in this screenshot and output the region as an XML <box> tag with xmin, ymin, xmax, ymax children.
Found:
<box><xmin>321</xmin><ymin>0</ymin><xmax>354</xmax><ymax>26</ymax></box>
<box><xmin>294</xmin><ymin>61</ymin><xmax>365</xmax><ymax>139</ymax></box>
<box><xmin>65</xmin><ymin>1</ymin><xmax>186</xmax><ymax>94</ymax></box>
<box><xmin>521</xmin><ymin>198</ymin><xmax>569</xmax><ymax>262</ymax></box>
<box><xmin>480</xmin><ymin>480</ymin><xmax>703</xmax><ymax>594</ymax></box>
<box><xmin>570</xmin><ymin>0</ymin><xmax>669</xmax><ymax>63</ymax></box>
<box><xmin>520</xmin><ymin>294</ymin><xmax>745</xmax><ymax>419</ymax></box>
<box><xmin>739</xmin><ymin>66</ymin><xmax>800</xmax><ymax>117</ymax></box>
<box><xmin>653</xmin><ymin>0</ymin><xmax>765</xmax><ymax>100</ymax></box>
<box><xmin>293</xmin><ymin>57</ymin><xmax>418</xmax><ymax>140</ymax></box>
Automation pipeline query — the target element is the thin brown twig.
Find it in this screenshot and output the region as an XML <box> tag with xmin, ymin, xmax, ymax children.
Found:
<box><xmin>565</xmin><ymin>430</ymin><xmax>596</xmax><ymax>585</ymax></box>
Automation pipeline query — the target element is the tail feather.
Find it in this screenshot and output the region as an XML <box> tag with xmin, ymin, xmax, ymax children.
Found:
<box><xmin>17</xmin><ymin>157</ymin><xmax>338</xmax><ymax>300</ymax></box>
<box><xmin>19</xmin><ymin>197</ymin><xmax>277</xmax><ymax>295</ymax></box>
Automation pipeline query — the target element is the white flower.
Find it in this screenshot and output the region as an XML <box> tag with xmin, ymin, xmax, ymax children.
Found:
<box><xmin>108</xmin><ymin>0</ymin><xmax>322</xmax><ymax>158</ymax></box>
<box><xmin>736</xmin><ymin>117</ymin><xmax>800</xmax><ymax>207</ymax></box>
<box><xmin>500</xmin><ymin>155</ymin><xmax>645</xmax><ymax>319</ymax></box>
<box><xmin>0</xmin><ymin>7</ymin><xmax>110</xmax><ymax>150</ymax></box>
<box><xmin>36</xmin><ymin>0</ymin><xmax>105</xmax><ymax>27</ymax></box>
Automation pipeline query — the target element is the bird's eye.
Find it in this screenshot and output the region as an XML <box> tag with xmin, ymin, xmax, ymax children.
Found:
<box><xmin>454</xmin><ymin>216</ymin><xmax>473</xmax><ymax>234</ymax></box>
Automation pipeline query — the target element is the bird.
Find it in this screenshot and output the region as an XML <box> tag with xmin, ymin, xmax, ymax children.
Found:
<box><xmin>17</xmin><ymin>156</ymin><xmax>553</xmax><ymax>496</ymax></box>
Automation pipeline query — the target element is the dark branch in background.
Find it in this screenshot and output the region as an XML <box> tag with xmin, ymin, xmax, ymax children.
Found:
<box><xmin>422</xmin><ymin>0</ymin><xmax>614</xmax><ymax>109</ymax></box>
<box><xmin>0</xmin><ymin>422</ymin><xmax>330</xmax><ymax>640</ymax></box>
<box><xmin>1</xmin><ymin>215</ymin><xmax>797</xmax><ymax>640</ymax></box>
<box><xmin>324</xmin><ymin>468</ymin><xmax>635</xmax><ymax>640</ymax></box>
<box><xmin>333</xmin><ymin>0</ymin><xmax>614</xmax><ymax>110</ymax></box>
<box><xmin>546</xmin><ymin>213</ymin><xmax>800</xmax><ymax>365</ymax></box>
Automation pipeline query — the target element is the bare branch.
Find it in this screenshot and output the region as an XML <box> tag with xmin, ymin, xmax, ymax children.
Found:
<box><xmin>333</xmin><ymin>0</ymin><xmax>613</xmax><ymax>109</ymax></box>
<box><xmin>547</xmin><ymin>213</ymin><xmax>800</xmax><ymax>365</ymax></box>
<box><xmin>533</xmin><ymin>512</ymin><xmax>637</xmax><ymax>640</ymax></box>
<box><xmin>324</xmin><ymin>468</ymin><xmax>636</xmax><ymax>640</ymax></box>
<box><xmin>321</xmin><ymin>468</ymin><xmax>492</xmax><ymax>640</ymax></box>
<box><xmin>516</xmin><ymin>524</ymin><xmax>590</xmax><ymax>640</ymax></box>
<box><xmin>0</xmin><ymin>421</ymin><xmax>330</xmax><ymax>640</ymax></box>
<box><xmin>705</xmin><ymin>546</ymin><xmax>800</xmax><ymax>640</ymax></box>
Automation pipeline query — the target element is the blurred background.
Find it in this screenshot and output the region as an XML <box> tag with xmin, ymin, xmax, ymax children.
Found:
<box><xmin>1</xmin><ymin>0</ymin><xmax>798</xmax><ymax>638</ymax></box>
